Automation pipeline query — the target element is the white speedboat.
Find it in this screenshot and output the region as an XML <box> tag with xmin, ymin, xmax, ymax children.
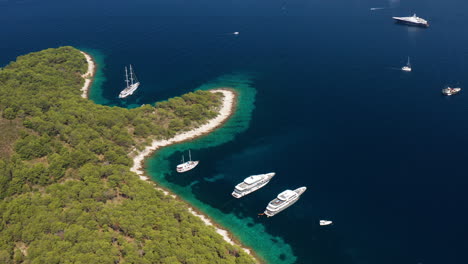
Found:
<box><xmin>442</xmin><ymin>87</ymin><xmax>461</xmax><ymax>96</ymax></box>
<box><xmin>264</xmin><ymin>187</ymin><xmax>307</xmax><ymax>217</ymax></box>
<box><xmin>232</xmin><ymin>173</ymin><xmax>275</xmax><ymax>198</ymax></box>
<box><xmin>402</xmin><ymin>57</ymin><xmax>412</xmax><ymax>72</ymax></box>
<box><xmin>119</xmin><ymin>65</ymin><xmax>140</xmax><ymax>98</ymax></box>
<box><xmin>176</xmin><ymin>150</ymin><xmax>199</xmax><ymax>173</ymax></box>
<box><xmin>320</xmin><ymin>220</ymin><xmax>333</xmax><ymax>226</ymax></box>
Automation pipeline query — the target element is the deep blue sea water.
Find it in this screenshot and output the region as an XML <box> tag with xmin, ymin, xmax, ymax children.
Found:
<box><xmin>2</xmin><ymin>0</ymin><xmax>468</xmax><ymax>263</ymax></box>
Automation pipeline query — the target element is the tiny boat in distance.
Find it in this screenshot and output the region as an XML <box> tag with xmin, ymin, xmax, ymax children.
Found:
<box><xmin>264</xmin><ymin>187</ymin><xmax>307</xmax><ymax>217</ymax></box>
<box><xmin>119</xmin><ymin>65</ymin><xmax>140</xmax><ymax>98</ymax></box>
<box><xmin>233</xmin><ymin>31</ymin><xmax>239</xmax><ymax>35</ymax></box>
<box><xmin>442</xmin><ymin>87</ymin><xmax>461</xmax><ymax>96</ymax></box>
<box><xmin>320</xmin><ymin>220</ymin><xmax>333</xmax><ymax>226</ymax></box>
<box><xmin>392</xmin><ymin>14</ymin><xmax>429</xmax><ymax>27</ymax></box>
<box><xmin>232</xmin><ymin>172</ymin><xmax>275</xmax><ymax>198</ymax></box>
<box><xmin>176</xmin><ymin>150</ymin><xmax>199</xmax><ymax>173</ymax></box>
<box><xmin>402</xmin><ymin>57</ymin><xmax>412</xmax><ymax>72</ymax></box>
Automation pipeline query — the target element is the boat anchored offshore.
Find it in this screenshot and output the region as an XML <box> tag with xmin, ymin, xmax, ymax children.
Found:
<box><xmin>232</xmin><ymin>172</ymin><xmax>275</xmax><ymax>198</ymax></box>
<box><xmin>442</xmin><ymin>87</ymin><xmax>461</xmax><ymax>96</ymax></box>
<box><xmin>392</xmin><ymin>14</ymin><xmax>429</xmax><ymax>27</ymax></box>
<box><xmin>176</xmin><ymin>150</ymin><xmax>199</xmax><ymax>173</ymax></box>
<box><xmin>264</xmin><ymin>187</ymin><xmax>307</xmax><ymax>217</ymax></box>
<box><xmin>320</xmin><ymin>220</ymin><xmax>333</xmax><ymax>226</ymax></box>
<box><xmin>119</xmin><ymin>65</ymin><xmax>140</xmax><ymax>99</ymax></box>
<box><xmin>402</xmin><ymin>57</ymin><xmax>412</xmax><ymax>72</ymax></box>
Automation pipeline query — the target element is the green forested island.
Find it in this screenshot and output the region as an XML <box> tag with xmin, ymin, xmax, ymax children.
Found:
<box><xmin>0</xmin><ymin>47</ymin><xmax>255</xmax><ymax>263</ymax></box>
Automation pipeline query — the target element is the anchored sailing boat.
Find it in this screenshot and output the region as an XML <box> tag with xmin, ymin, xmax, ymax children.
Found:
<box><xmin>402</xmin><ymin>57</ymin><xmax>411</xmax><ymax>72</ymax></box>
<box><xmin>176</xmin><ymin>150</ymin><xmax>199</xmax><ymax>173</ymax></box>
<box><xmin>119</xmin><ymin>65</ymin><xmax>140</xmax><ymax>99</ymax></box>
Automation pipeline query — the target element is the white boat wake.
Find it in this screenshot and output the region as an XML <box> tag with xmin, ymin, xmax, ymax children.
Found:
<box><xmin>370</xmin><ymin>7</ymin><xmax>386</xmax><ymax>11</ymax></box>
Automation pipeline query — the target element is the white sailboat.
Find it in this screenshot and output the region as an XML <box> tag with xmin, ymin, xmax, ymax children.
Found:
<box><xmin>176</xmin><ymin>150</ymin><xmax>199</xmax><ymax>173</ymax></box>
<box><xmin>119</xmin><ymin>65</ymin><xmax>140</xmax><ymax>98</ymax></box>
<box><xmin>401</xmin><ymin>57</ymin><xmax>411</xmax><ymax>72</ymax></box>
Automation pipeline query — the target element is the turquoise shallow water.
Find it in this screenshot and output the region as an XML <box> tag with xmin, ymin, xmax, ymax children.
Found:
<box><xmin>79</xmin><ymin>48</ymin><xmax>110</xmax><ymax>105</ymax></box>
<box><xmin>144</xmin><ymin>74</ymin><xmax>297</xmax><ymax>264</ymax></box>
<box><xmin>4</xmin><ymin>0</ymin><xmax>468</xmax><ymax>263</ymax></box>
<box><xmin>86</xmin><ymin>57</ymin><xmax>295</xmax><ymax>263</ymax></box>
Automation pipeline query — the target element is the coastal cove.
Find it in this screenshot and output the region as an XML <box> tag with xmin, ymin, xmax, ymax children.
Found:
<box><xmin>84</xmin><ymin>50</ymin><xmax>297</xmax><ymax>264</ymax></box>
<box><xmin>81</xmin><ymin>51</ymin><xmax>261</xmax><ymax>261</ymax></box>
<box><xmin>3</xmin><ymin>0</ymin><xmax>468</xmax><ymax>263</ymax></box>
<box><xmin>0</xmin><ymin>47</ymin><xmax>257</xmax><ymax>264</ymax></box>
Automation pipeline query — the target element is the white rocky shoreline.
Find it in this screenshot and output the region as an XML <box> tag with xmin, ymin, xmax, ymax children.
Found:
<box><xmin>80</xmin><ymin>51</ymin><xmax>95</xmax><ymax>98</ymax></box>
<box><xmin>79</xmin><ymin>51</ymin><xmax>257</xmax><ymax>261</ymax></box>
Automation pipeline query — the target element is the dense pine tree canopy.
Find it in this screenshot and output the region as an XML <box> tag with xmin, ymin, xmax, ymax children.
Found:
<box><xmin>0</xmin><ymin>47</ymin><xmax>255</xmax><ymax>263</ymax></box>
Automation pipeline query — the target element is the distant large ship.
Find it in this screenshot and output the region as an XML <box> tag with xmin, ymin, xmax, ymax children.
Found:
<box><xmin>264</xmin><ymin>187</ymin><xmax>307</xmax><ymax>217</ymax></box>
<box><xmin>231</xmin><ymin>172</ymin><xmax>275</xmax><ymax>198</ymax></box>
<box><xmin>119</xmin><ymin>65</ymin><xmax>140</xmax><ymax>99</ymax></box>
<box><xmin>392</xmin><ymin>14</ymin><xmax>429</xmax><ymax>27</ymax></box>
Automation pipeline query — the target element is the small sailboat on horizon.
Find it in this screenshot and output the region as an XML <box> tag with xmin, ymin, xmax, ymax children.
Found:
<box><xmin>401</xmin><ymin>56</ymin><xmax>411</xmax><ymax>72</ymax></box>
<box><xmin>119</xmin><ymin>65</ymin><xmax>140</xmax><ymax>98</ymax></box>
<box><xmin>176</xmin><ymin>150</ymin><xmax>199</xmax><ymax>173</ymax></box>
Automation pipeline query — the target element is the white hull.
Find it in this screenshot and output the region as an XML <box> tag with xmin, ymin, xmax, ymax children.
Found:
<box><xmin>401</xmin><ymin>66</ymin><xmax>411</xmax><ymax>72</ymax></box>
<box><xmin>442</xmin><ymin>87</ymin><xmax>461</xmax><ymax>96</ymax></box>
<box><xmin>320</xmin><ymin>220</ymin><xmax>333</xmax><ymax>226</ymax></box>
<box><xmin>119</xmin><ymin>82</ymin><xmax>140</xmax><ymax>98</ymax></box>
<box><xmin>264</xmin><ymin>187</ymin><xmax>307</xmax><ymax>217</ymax></box>
<box><xmin>176</xmin><ymin>160</ymin><xmax>199</xmax><ymax>173</ymax></box>
<box><xmin>265</xmin><ymin>197</ymin><xmax>300</xmax><ymax>217</ymax></box>
<box><xmin>231</xmin><ymin>173</ymin><xmax>275</xmax><ymax>198</ymax></box>
<box><xmin>392</xmin><ymin>15</ymin><xmax>429</xmax><ymax>27</ymax></box>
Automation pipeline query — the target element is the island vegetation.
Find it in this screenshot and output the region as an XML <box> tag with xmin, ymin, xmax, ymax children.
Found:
<box><xmin>0</xmin><ymin>47</ymin><xmax>255</xmax><ymax>263</ymax></box>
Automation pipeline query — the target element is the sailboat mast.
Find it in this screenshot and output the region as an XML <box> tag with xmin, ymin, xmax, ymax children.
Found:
<box><xmin>189</xmin><ymin>150</ymin><xmax>192</xmax><ymax>162</ymax></box>
<box><xmin>407</xmin><ymin>56</ymin><xmax>410</xmax><ymax>66</ymax></box>
<box><xmin>125</xmin><ymin>66</ymin><xmax>130</xmax><ymax>88</ymax></box>
<box><xmin>129</xmin><ymin>65</ymin><xmax>134</xmax><ymax>85</ymax></box>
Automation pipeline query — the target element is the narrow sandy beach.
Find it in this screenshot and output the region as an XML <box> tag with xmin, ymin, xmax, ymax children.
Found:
<box><xmin>79</xmin><ymin>51</ymin><xmax>258</xmax><ymax>262</ymax></box>
<box><xmin>80</xmin><ymin>51</ymin><xmax>95</xmax><ymax>98</ymax></box>
<box><xmin>129</xmin><ymin>89</ymin><xmax>234</xmax><ymax>177</ymax></box>
<box><xmin>129</xmin><ymin>89</ymin><xmax>257</xmax><ymax>257</ymax></box>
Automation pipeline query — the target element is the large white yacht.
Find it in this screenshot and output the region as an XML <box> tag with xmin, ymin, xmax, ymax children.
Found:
<box><xmin>231</xmin><ymin>172</ymin><xmax>275</xmax><ymax>198</ymax></box>
<box><xmin>264</xmin><ymin>187</ymin><xmax>307</xmax><ymax>217</ymax></box>
<box><xmin>119</xmin><ymin>65</ymin><xmax>140</xmax><ymax>99</ymax></box>
<box><xmin>176</xmin><ymin>150</ymin><xmax>199</xmax><ymax>173</ymax></box>
<box><xmin>392</xmin><ymin>14</ymin><xmax>429</xmax><ymax>27</ymax></box>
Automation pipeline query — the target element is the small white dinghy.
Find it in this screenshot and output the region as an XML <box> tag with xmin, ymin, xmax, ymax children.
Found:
<box><xmin>320</xmin><ymin>220</ymin><xmax>333</xmax><ymax>226</ymax></box>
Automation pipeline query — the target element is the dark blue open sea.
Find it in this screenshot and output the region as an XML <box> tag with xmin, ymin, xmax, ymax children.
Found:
<box><xmin>2</xmin><ymin>0</ymin><xmax>468</xmax><ymax>263</ymax></box>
